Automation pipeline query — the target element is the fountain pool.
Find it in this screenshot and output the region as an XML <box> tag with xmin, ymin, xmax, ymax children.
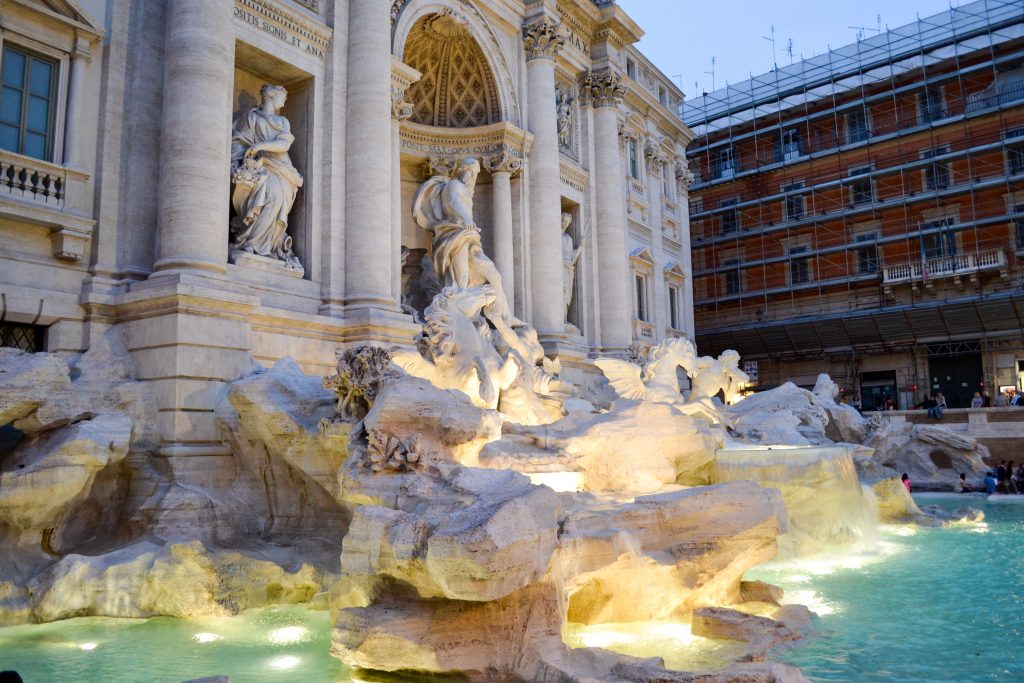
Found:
<box><xmin>0</xmin><ymin>605</ymin><xmax>349</xmax><ymax>683</ymax></box>
<box><xmin>3</xmin><ymin>495</ymin><xmax>1019</xmax><ymax>682</ymax></box>
<box><xmin>748</xmin><ymin>494</ymin><xmax>1024</xmax><ymax>682</ymax></box>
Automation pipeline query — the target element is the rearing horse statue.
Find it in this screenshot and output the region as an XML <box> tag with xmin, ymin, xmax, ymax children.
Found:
<box><xmin>595</xmin><ymin>338</ymin><xmax>729</xmax><ymax>425</ymax></box>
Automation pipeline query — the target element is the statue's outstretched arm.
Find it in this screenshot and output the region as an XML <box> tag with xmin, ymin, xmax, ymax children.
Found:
<box><xmin>248</xmin><ymin>132</ymin><xmax>295</xmax><ymax>155</ymax></box>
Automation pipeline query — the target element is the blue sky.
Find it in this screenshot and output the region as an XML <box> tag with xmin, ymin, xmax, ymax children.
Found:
<box><xmin>617</xmin><ymin>0</ymin><xmax>966</xmax><ymax>98</ymax></box>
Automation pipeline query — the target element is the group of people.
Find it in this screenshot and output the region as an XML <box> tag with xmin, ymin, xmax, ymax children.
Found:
<box><xmin>969</xmin><ymin>389</ymin><xmax>1024</xmax><ymax>407</ymax></box>
<box><xmin>916</xmin><ymin>392</ymin><xmax>948</xmax><ymax>419</ymax></box>
<box><xmin>979</xmin><ymin>461</ymin><xmax>1024</xmax><ymax>494</ymax></box>
<box><xmin>952</xmin><ymin>462</ymin><xmax>1024</xmax><ymax>494</ymax></box>
<box><xmin>914</xmin><ymin>389</ymin><xmax>1024</xmax><ymax>414</ymax></box>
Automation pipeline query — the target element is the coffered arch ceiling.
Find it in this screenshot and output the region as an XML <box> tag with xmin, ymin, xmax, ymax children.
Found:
<box><xmin>403</xmin><ymin>13</ymin><xmax>501</xmax><ymax>128</ymax></box>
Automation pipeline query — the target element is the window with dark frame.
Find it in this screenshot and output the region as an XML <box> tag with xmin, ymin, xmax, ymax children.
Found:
<box><xmin>923</xmin><ymin>147</ymin><xmax>950</xmax><ymax>190</ymax></box>
<box><xmin>0</xmin><ymin>45</ymin><xmax>58</xmax><ymax>160</ymax></box>
<box><xmin>1015</xmin><ymin>204</ymin><xmax>1024</xmax><ymax>249</ymax></box>
<box><xmin>845</xmin><ymin>107</ymin><xmax>869</xmax><ymax>144</ymax></box>
<box><xmin>1007</xmin><ymin>129</ymin><xmax>1024</xmax><ymax>174</ymax></box>
<box><xmin>779</xmin><ymin>127</ymin><xmax>802</xmax><ymax>161</ymax></box>
<box><xmin>788</xmin><ymin>245</ymin><xmax>810</xmax><ymax>284</ymax></box>
<box><xmin>628</xmin><ymin>138</ymin><xmax>640</xmax><ymax>179</ymax></box>
<box><xmin>668</xmin><ymin>284</ymin><xmax>679</xmax><ymax>329</ymax></box>
<box><xmin>634</xmin><ymin>274</ymin><xmax>648</xmax><ymax>322</ymax></box>
<box><xmin>782</xmin><ymin>182</ymin><xmax>805</xmax><ymax>221</ymax></box>
<box><xmin>719</xmin><ymin>198</ymin><xmax>739</xmax><ymax>234</ymax></box>
<box><xmin>920</xmin><ymin>85</ymin><xmax>946</xmax><ymax>123</ymax></box>
<box><xmin>722</xmin><ymin>258</ymin><xmax>742</xmax><ymax>295</ymax></box>
<box><xmin>849</xmin><ymin>167</ymin><xmax>873</xmax><ymax>206</ymax></box>
<box><xmin>714</xmin><ymin>146</ymin><xmax>736</xmax><ymax>178</ymax></box>
<box><xmin>921</xmin><ymin>218</ymin><xmax>956</xmax><ymax>259</ymax></box>
<box><xmin>853</xmin><ymin>232</ymin><xmax>879</xmax><ymax>274</ymax></box>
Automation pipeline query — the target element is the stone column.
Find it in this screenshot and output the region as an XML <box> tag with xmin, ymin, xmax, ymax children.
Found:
<box><xmin>484</xmin><ymin>152</ymin><xmax>522</xmax><ymax>308</ymax></box>
<box><xmin>344</xmin><ymin>0</ymin><xmax>396</xmax><ymax>312</ymax></box>
<box><xmin>392</xmin><ymin>59</ymin><xmax>420</xmax><ymax>302</ymax></box>
<box><xmin>584</xmin><ymin>70</ymin><xmax>631</xmax><ymax>353</ymax></box>
<box><xmin>63</xmin><ymin>36</ymin><xmax>90</xmax><ymax>167</ymax></box>
<box><xmin>153</xmin><ymin>0</ymin><xmax>234</xmax><ymax>275</ymax></box>
<box><xmin>523</xmin><ymin>17</ymin><xmax>565</xmax><ymax>340</ymax></box>
<box><xmin>676</xmin><ymin>161</ymin><xmax>697</xmax><ymax>337</ymax></box>
<box><xmin>644</xmin><ymin>142</ymin><xmax>667</xmax><ymax>340</ymax></box>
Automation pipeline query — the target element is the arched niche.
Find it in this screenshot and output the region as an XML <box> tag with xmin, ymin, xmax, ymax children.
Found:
<box><xmin>403</xmin><ymin>13</ymin><xmax>499</xmax><ymax>128</ymax></box>
<box><xmin>392</xmin><ymin>2</ymin><xmax>520</xmax><ymax>126</ymax></box>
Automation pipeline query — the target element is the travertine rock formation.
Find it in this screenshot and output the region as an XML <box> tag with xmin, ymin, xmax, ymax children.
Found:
<box><xmin>502</xmin><ymin>398</ymin><xmax>720</xmax><ymax>492</ymax></box>
<box><xmin>0</xmin><ymin>340</ymin><xmax>820</xmax><ymax>681</ymax></box>
<box><xmin>0</xmin><ymin>343</ymin><xmax>342</xmax><ymax>626</ymax></box>
<box><xmin>864</xmin><ymin>420</ymin><xmax>990</xmax><ymax>486</ymax></box>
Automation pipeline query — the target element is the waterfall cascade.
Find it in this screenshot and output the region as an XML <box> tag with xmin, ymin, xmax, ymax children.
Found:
<box><xmin>715</xmin><ymin>445</ymin><xmax>879</xmax><ymax>558</ymax></box>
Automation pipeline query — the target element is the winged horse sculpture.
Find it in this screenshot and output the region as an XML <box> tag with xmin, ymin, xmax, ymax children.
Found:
<box><xmin>594</xmin><ymin>338</ymin><xmax>730</xmax><ymax>425</ymax></box>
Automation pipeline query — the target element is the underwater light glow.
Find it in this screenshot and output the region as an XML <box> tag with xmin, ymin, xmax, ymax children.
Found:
<box><xmin>78</xmin><ymin>642</ymin><xmax>98</xmax><ymax>651</ymax></box>
<box><xmin>785</xmin><ymin>589</ymin><xmax>837</xmax><ymax>616</ymax></box>
<box><xmin>268</xmin><ymin>625</ymin><xmax>308</xmax><ymax>644</ymax></box>
<box><xmin>192</xmin><ymin>632</ymin><xmax>222</xmax><ymax>643</ymax></box>
<box><xmin>268</xmin><ymin>655</ymin><xmax>301</xmax><ymax>670</ymax></box>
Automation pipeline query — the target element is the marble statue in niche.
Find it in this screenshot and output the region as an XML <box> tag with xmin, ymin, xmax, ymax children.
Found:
<box><xmin>230</xmin><ymin>84</ymin><xmax>303</xmax><ymax>271</ymax></box>
<box><xmin>411</xmin><ymin>157</ymin><xmax>516</xmax><ymax>325</ymax></box>
<box><xmin>556</xmin><ymin>88</ymin><xmax>573</xmax><ymax>151</ymax></box>
<box><xmin>560</xmin><ymin>212</ymin><xmax>586</xmax><ymax>320</ymax></box>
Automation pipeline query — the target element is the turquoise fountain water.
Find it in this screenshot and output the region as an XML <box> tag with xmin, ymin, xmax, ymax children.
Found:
<box><xmin>3</xmin><ymin>496</ymin><xmax>1021</xmax><ymax>682</ymax></box>
<box><xmin>749</xmin><ymin>494</ymin><xmax>1024</xmax><ymax>682</ymax></box>
<box><xmin>0</xmin><ymin>605</ymin><xmax>349</xmax><ymax>683</ymax></box>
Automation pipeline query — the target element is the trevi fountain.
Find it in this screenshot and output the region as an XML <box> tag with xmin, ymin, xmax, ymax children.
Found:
<box><xmin>0</xmin><ymin>147</ymin><xmax>1003</xmax><ymax>682</ymax></box>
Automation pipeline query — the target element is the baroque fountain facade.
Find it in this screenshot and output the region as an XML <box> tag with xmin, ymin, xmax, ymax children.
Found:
<box><xmin>0</xmin><ymin>151</ymin><xmax>992</xmax><ymax>680</ymax></box>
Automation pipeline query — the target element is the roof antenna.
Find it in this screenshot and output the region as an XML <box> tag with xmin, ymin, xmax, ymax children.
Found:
<box><xmin>762</xmin><ymin>25</ymin><xmax>777</xmax><ymax>69</ymax></box>
<box><xmin>705</xmin><ymin>56</ymin><xmax>716</xmax><ymax>91</ymax></box>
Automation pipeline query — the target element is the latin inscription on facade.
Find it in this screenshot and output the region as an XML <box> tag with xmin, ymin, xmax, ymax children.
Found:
<box><xmin>234</xmin><ymin>0</ymin><xmax>332</xmax><ymax>61</ymax></box>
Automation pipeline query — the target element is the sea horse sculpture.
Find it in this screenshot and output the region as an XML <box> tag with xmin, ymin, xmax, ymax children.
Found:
<box><xmin>391</xmin><ymin>285</ymin><xmax>519</xmax><ymax>410</ymax></box>
<box><xmin>595</xmin><ymin>337</ymin><xmax>737</xmax><ymax>425</ymax></box>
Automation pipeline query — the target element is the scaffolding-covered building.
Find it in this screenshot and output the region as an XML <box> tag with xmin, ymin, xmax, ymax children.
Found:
<box><xmin>682</xmin><ymin>0</ymin><xmax>1024</xmax><ymax>409</ymax></box>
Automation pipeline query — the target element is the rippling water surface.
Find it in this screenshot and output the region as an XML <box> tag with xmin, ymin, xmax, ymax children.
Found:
<box><xmin>3</xmin><ymin>496</ymin><xmax>1022</xmax><ymax>682</ymax></box>
<box><xmin>748</xmin><ymin>494</ymin><xmax>1024</xmax><ymax>683</ymax></box>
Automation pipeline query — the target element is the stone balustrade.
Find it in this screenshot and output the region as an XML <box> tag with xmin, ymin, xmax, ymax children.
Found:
<box><xmin>0</xmin><ymin>149</ymin><xmax>93</xmax><ymax>261</ymax></box>
<box><xmin>881</xmin><ymin>248</ymin><xmax>1007</xmax><ymax>285</ymax></box>
<box><xmin>0</xmin><ymin>150</ymin><xmax>89</xmax><ymax>209</ymax></box>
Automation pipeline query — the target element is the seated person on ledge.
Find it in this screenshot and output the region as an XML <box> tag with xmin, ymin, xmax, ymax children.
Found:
<box><xmin>984</xmin><ymin>471</ymin><xmax>998</xmax><ymax>494</ymax></box>
<box><xmin>954</xmin><ymin>473</ymin><xmax>974</xmax><ymax>493</ymax></box>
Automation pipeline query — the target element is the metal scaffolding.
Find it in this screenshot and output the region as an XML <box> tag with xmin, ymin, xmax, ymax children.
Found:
<box><xmin>680</xmin><ymin>0</ymin><xmax>1024</xmax><ymax>359</ymax></box>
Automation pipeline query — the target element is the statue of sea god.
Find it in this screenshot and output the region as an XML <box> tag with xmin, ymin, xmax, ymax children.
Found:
<box><xmin>230</xmin><ymin>84</ymin><xmax>303</xmax><ymax>271</ymax></box>
<box><xmin>411</xmin><ymin>158</ymin><xmax>516</xmax><ymax>326</ymax></box>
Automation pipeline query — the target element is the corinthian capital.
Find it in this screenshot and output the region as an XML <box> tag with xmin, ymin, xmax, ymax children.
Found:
<box><xmin>579</xmin><ymin>69</ymin><xmax>625</xmax><ymax>108</ymax></box>
<box><xmin>484</xmin><ymin>151</ymin><xmax>523</xmax><ymax>176</ymax></box>
<box><xmin>523</xmin><ymin>18</ymin><xmax>565</xmax><ymax>61</ymax></box>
